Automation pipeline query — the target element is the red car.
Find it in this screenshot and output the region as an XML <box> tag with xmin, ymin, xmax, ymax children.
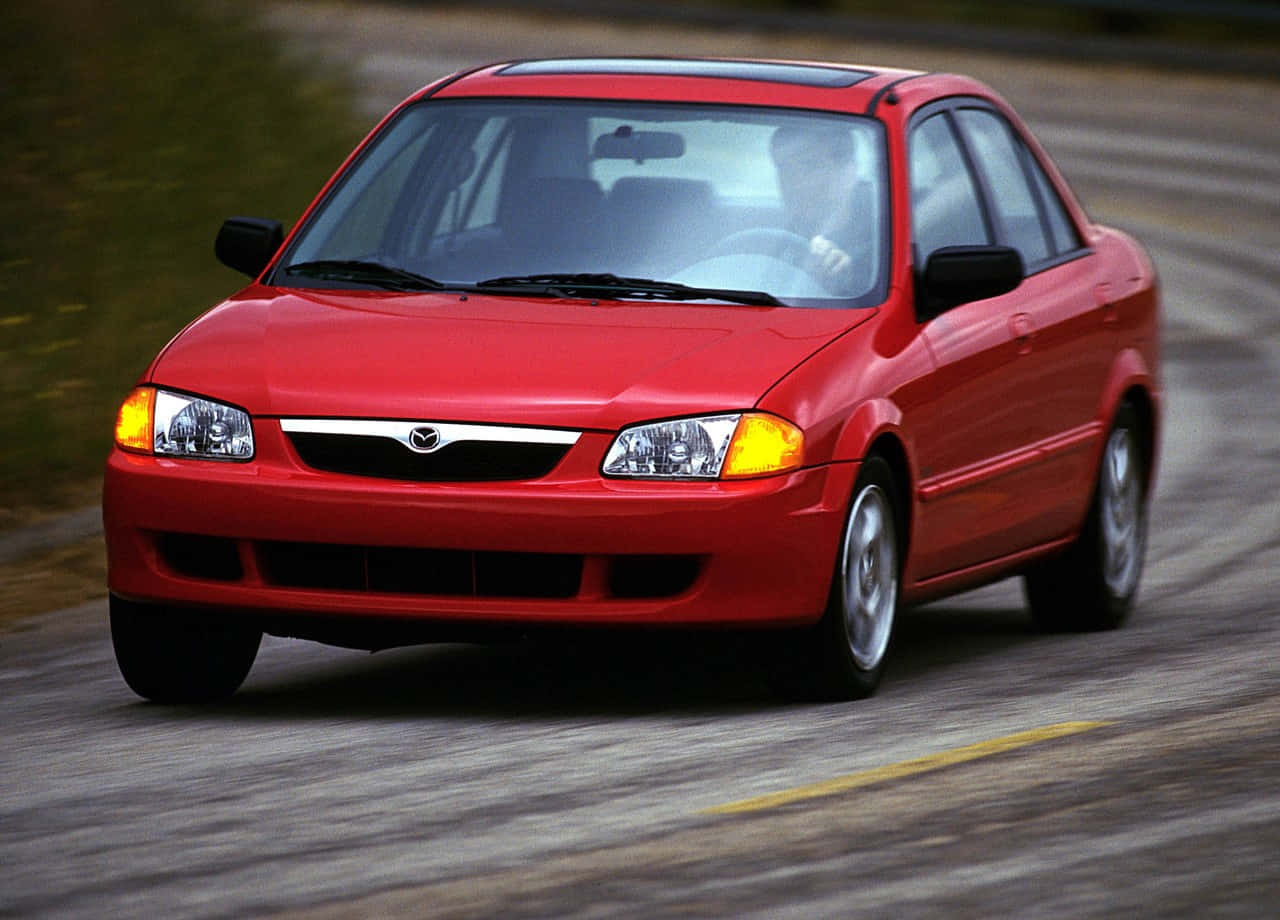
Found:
<box><xmin>104</xmin><ymin>57</ymin><xmax>1160</xmax><ymax>703</ymax></box>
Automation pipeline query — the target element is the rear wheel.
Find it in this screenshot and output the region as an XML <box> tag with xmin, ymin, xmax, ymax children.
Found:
<box><xmin>774</xmin><ymin>456</ymin><xmax>901</xmax><ymax>700</ymax></box>
<box><xmin>1024</xmin><ymin>402</ymin><xmax>1148</xmax><ymax>631</ymax></box>
<box><xmin>110</xmin><ymin>595</ymin><xmax>261</xmax><ymax>703</ymax></box>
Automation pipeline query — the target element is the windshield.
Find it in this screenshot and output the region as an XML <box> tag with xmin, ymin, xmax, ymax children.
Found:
<box><xmin>274</xmin><ymin>99</ymin><xmax>889</xmax><ymax>307</ymax></box>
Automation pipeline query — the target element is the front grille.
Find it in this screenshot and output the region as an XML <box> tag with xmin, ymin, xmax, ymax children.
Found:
<box><xmin>287</xmin><ymin>433</ymin><xmax>572</xmax><ymax>482</ymax></box>
<box><xmin>257</xmin><ymin>542</ymin><xmax>584</xmax><ymax>599</ymax></box>
<box><xmin>279</xmin><ymin>418</ymin><xmax>580</xmax><ymax>483</ymax></box>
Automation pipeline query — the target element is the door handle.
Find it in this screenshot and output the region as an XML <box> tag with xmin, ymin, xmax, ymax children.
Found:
<box><xmin>1096</xmin><ymin>282</ymin><xmax>1119</xmax><ymax>324</ymax></box>
<box><xmin>1009</xmin><ymin>312</ymin><xmax>1034</xmax><ymax>354</ymax></box>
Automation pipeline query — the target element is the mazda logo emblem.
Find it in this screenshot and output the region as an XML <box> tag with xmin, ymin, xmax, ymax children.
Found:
<box><xmin>407</xmin><ymin>426</ymin><xmax>442</xmax><ymax>452</ymax></box>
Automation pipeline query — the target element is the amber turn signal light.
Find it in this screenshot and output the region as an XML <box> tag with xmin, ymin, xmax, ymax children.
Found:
<box><xmin>114</xmin><ymin>387</ymin><xmax>154</xmax><ymax>453</ymax></box>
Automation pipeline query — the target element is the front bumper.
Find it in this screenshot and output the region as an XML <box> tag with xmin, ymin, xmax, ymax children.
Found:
<box><xmin>103</xmin><ymin>423</ymin><xmax>857</xmax><ymax>629</ymax></box>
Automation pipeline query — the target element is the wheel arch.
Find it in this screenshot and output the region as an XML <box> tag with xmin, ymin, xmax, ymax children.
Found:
<box><xmin>865</xmin><ymin>432</ymin><xmax>913</xmax><ymax>564</ymax></box>
<box><xmin>1099</xmin><ymin>346</ymin><xmax>1162</xmax><ymax>494</ymax></box>
<box><xmin>832</xmin><ymin>399</ymin><xmax>915</xmax><ymax>565</ymax></box>
<box><xmin>1117</xmin><ymin>383</ymin><xmax>1158</xmax><ymax>497</ymax></box>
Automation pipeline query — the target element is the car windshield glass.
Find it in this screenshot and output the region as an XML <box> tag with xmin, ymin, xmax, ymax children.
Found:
<box><xmin>274</xmin><ymin>99</ymin><xmax>889</xmax><ymax>308</ymax></box>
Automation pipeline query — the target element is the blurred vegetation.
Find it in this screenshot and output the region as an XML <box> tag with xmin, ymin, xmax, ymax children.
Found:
<box><xmin>0</xmin><ymin>0</ymin><xmax>362</xmax><ymax>523</ymax></box>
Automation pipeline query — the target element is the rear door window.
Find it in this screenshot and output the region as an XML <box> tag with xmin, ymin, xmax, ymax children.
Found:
<box><xmin>954</xmin><ymin>108</ymin><xmax>1051</xmax><ymax>268</ymax></box>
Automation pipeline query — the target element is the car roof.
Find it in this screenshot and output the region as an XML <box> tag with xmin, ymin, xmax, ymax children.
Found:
<box><xmin>420</xmin><ymin>56</ymin><xmax>932</xmax><ymax>113</ymax></box>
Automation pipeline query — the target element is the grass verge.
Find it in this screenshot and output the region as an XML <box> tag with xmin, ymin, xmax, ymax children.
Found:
<box><xmin>0</xmin><ymin>536</ymin><xmax>105</xmax><ymax>630</ymax></box>
<box><xmin>0</xmin><ymin>0</ymin><xmax>363</xmax><ymax>520</ymax></box>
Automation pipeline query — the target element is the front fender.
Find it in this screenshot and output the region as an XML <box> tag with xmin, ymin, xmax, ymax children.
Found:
<box><xmin>832</xmin><ymin>398</ymin><xmax>904</xmax><ymax>463</ymax></box>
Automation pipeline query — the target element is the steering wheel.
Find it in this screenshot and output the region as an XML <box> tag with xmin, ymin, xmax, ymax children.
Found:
<box><xmin>705</xmin><ymin>227</ymin><xmax>813</xmax><ymax>267</ymax></box>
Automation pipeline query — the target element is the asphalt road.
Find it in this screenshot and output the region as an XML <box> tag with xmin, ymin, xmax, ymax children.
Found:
<box><xmin>3</xmin><ymin>6</ymin><xmax>1279</xmax><ymax>918</ymax></box>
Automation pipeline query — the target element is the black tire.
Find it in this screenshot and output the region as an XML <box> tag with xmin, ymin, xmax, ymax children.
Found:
<box><xmin>773</xmin><ymin>456</ymin><xmax>902</xmax><ymax>701</ymax></box>
<box><xmin>110</xmin><ymin>595</ymin><xmax>261</xmax><ymax>703</ymax></box>
<box><xmin>1024</xmin><ymin>401</ymin><xmax>1149</xmax><ymax>631</ymax></box>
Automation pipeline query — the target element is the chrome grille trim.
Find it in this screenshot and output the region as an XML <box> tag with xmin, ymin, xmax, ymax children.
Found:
<box><xmin>279</xmin><ymin>418</ymin><xmax>581</xmax><ymax>453</ymax></box>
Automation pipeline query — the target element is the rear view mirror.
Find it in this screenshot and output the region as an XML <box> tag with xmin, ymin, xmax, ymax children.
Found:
<box><xmin>215</xmin><ymin>216</ymin><xmax>283</xmax><ymax>278</ymax></box>
<box><xmin>592</xmin><ymin>127</ymin><xmax>685</xmax><ymax>162</ymax></box>
<box><xmin>919</xmin><ymin>245</ymin><xmax>1023</xmax><ymax>317</ymax></box>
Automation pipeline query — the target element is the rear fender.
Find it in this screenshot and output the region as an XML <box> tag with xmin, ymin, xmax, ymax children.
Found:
<box><xmin>1097</xmin><ymin>346</ymin><xmax>1162</xmax><ymax>489</ymax></box>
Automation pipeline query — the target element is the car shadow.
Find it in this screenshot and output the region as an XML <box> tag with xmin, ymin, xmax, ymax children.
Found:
<box><xmin>135</xmin><ymin>593</ymin><xmax>1046</xmax><ymax>720</ymax></box>
<box><xmin>218</xmin><ymin>630</ymin><xmax>781</xmax><ymax>720</ymax></box>
<box><xmin>888</xmin><ymin>600</ymin><xmax>1041</xmax><ymax>686</ymax></box>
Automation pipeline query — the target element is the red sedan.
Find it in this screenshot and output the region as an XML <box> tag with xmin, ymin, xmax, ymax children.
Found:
<box><xmin>104</xmin><ymin>57</ymin><xmax>1160</xmax><ymax>702</ymax></box>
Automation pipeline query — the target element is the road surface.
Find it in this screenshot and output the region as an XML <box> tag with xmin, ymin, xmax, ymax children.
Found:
<box><xmin>3</xmin><ymin>5</ymin><xmax>1278</xmax><ymax>917</ymax></box>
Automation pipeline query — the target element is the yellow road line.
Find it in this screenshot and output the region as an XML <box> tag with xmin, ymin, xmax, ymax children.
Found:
<box><xmin>704</xmin><ymin>721</ymin><xmax>1110</xmax><ymax>815</ymax></box>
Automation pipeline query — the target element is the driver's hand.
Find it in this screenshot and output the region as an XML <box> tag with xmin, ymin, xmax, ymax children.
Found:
<box><xmin>809</xmin><ymin>235</ymin><xmax>854</xmax><ymax>290</ymax></box>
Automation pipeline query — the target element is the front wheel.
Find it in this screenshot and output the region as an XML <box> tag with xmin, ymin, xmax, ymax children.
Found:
<box><xmin>1024</xmin><ymin>402</ymin><xmax>1149</xmax><ymax>631</ymax></box>
<box><xmin>110</xmin><ymin>595</ymin><xmax>261</xmax><ymax>703</ymax></box>
<box><xmin>774</xmin><ymin>456</ymin><xmax>902</xmax><ymax>701</ymax></box>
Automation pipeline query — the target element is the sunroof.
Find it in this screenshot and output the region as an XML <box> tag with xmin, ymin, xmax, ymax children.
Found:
<box><xmin>500</xmin><ymin>58</ymin><xmax>872</xmax><ymax>88</ymax></box>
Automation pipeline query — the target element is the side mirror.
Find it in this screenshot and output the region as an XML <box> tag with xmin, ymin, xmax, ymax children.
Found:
<box><xmin>215</xmin><ymin>217</ymin><xmax>283</xmax><ymax>279</ymax></box>
<box><xmin>918</xmin><ymin>245</ymin><xmax>1024</xmax><ymax>318</ymax></box>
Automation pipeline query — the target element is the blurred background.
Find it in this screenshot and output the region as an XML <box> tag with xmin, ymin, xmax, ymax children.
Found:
<box><xmin>1</xmin><ymin>0</ymin><xmax>1277</xmax><ymax>616</ymax></box>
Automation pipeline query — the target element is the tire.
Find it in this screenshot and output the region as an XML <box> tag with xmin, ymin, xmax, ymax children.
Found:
<box><xmin>774</xmin><ymin>456</ymin><xmax>902</xmax><ymax>701</ymax></box>
<box><xmin>1024</xmin><ymin>402</ymin><xmax>1148</xmax><ymax>631</ymax></box>
<box><xmin>110</xmin><ymin>595</ymin><xmax>261</xmax><ymax>703</ymax></box>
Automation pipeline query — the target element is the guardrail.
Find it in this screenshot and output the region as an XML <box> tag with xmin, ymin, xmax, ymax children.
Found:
<box><xmin>465</xmin><ymin>0</ymin><xmax>1280</xmax><ymax>79</ymax></box>
<box><xmin>1027</xmin><ymin>0</ymin><xmax>1280</xmax><ymax>25</ymax></box>
<box><xmin>773</xmin><ymin>0</ymin><xmax>1280</xmax><ymax>23</ymax></box>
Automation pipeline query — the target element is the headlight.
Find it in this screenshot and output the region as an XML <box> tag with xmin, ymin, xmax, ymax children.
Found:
<box><xmin>602</xmin><ymin>413</ymin><xmax>803</xmax><ymax>480</ymax></box>
<box><xmin>114</xmin><ymin>387</ymin><xmax>254</xmax><ymax>460</ymax></box>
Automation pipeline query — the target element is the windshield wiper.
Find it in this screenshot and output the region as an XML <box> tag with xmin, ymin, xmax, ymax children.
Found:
<box><xmin>283</xmin><ymin>259</ymin><xmax>445</xmax><ymax>291</ymax></box>
<box><xmin>475</xmin><ymin>273</ymin><xmax>781</xmax><ymax>307</ymax></box>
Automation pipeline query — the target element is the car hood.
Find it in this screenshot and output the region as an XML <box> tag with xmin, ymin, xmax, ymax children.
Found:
<box><xmin>149</xmin><ymin>287</ymin><xmax>873</xmax><ymax>430</ymax></box>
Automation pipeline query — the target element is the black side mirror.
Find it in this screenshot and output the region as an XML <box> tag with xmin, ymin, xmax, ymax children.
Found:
<box><xmin>918</xmin><ymin>245</ymin><xmax>1024</xmax><ymax>318</ymax></box>
<box><xmin>215</xmin><ymin>217</ymin><xmax>283</xmax><ymax>279</ymax></box>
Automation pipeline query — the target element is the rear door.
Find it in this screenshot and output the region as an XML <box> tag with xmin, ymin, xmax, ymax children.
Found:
<box><xmin>907</xmin><ymin>101</ymin><xmax>1102</xmax><ymax>580</ymax></box>
<box><xmin>952</xmin><ymin>105</ymin><xmax>1106</xmax><ymax>543</ymax></box>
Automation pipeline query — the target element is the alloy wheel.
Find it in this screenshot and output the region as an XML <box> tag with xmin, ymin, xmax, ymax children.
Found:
<box><xmin>840</xmin><ymin>483</ymin><xmax>898</xmax><ymax>671</ymax></box>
